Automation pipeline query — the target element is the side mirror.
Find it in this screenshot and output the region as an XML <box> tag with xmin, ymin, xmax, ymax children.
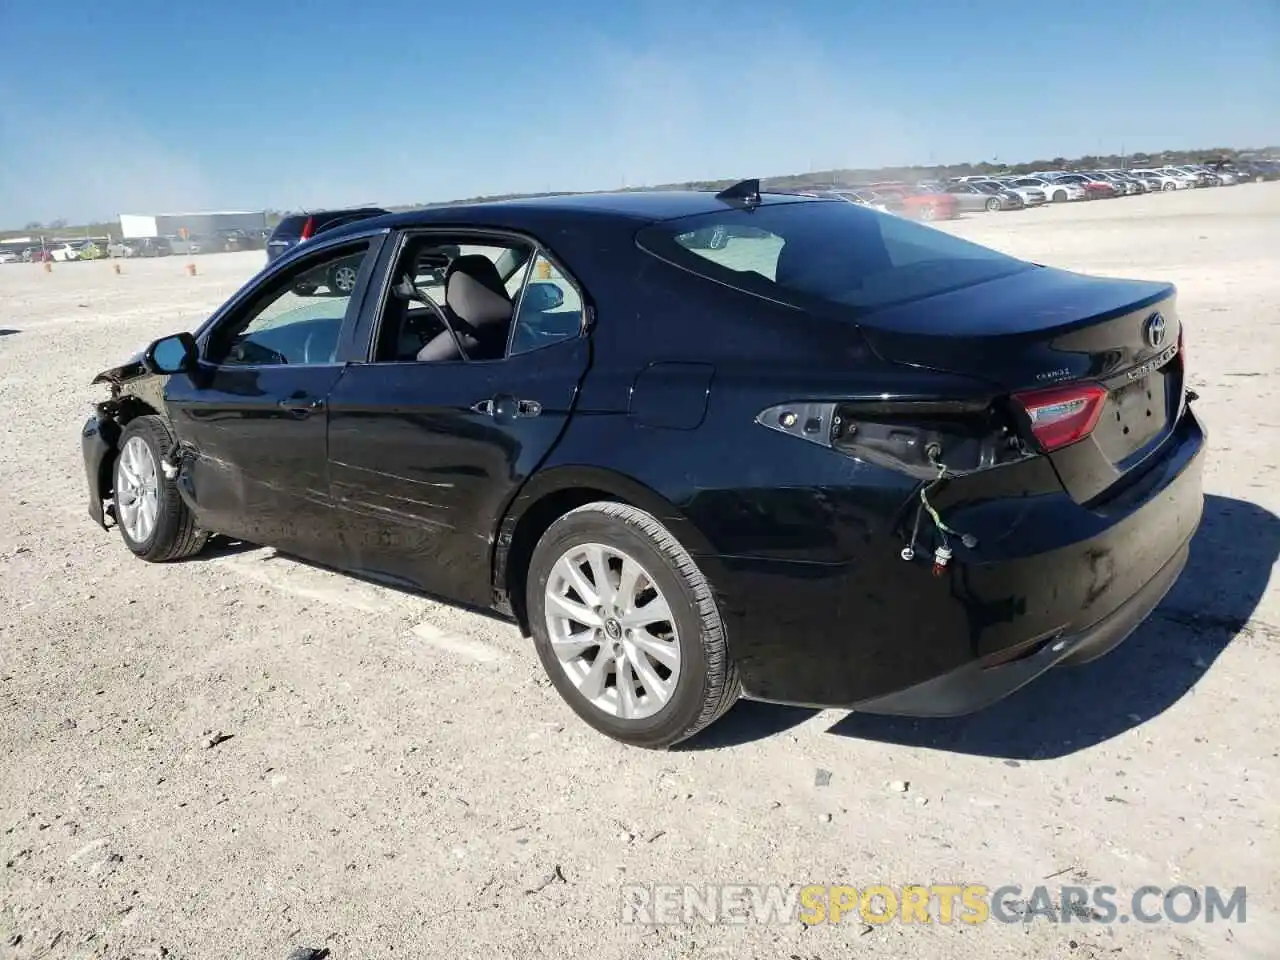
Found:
<box><xmin>144</xmin><ymin>332</ymin><xmax>198</xmax><ymax>374</ymax></box>
<box><xmin>522</xmin><ymin>281</ymin><xmax>564</xmax><ymax>312</ymax></box>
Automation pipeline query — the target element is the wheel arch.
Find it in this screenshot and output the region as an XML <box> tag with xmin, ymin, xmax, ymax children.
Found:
<box><xmin>494</xmin><ymin>465</ymin><xmax>719</xmax><ymax>637</ymax></box>
<box><xmin>94</xmin><ymin>393</ymin><xmax>164</xmax><ymax>504</ymax></box>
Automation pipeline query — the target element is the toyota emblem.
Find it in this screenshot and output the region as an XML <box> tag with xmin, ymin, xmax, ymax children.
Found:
<box><xmin>1144</xmin><ymin>312</ymin><xmax>1167</xmax><ymax>349</ymax></box>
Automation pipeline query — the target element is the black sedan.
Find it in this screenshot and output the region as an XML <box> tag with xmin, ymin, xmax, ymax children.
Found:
<box><xmin>80</xmin><ymin>183</ymin><xmax>1205</xmax><ymax>748</ymax></box>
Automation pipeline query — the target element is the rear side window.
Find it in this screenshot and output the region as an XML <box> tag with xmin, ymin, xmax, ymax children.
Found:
<box><xmin>637</xmin><ymin>200</ymin><xmax>1032</xmax><ymax>313</ymax></box>
<box><xmin>271</xmin><ymin>216</ymin><xmax>309</xmax><ymax>236</ymax></box>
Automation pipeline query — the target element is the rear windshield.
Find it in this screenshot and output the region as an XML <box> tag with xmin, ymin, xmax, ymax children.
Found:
<box><xmin>636</xmin><ymin>200</ymin><xmax>1032</xmax><ymax>313</ymax></box>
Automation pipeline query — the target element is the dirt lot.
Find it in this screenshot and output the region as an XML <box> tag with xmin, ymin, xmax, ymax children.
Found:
<box><xmin>2</xmin><ymin>186</ymin><xmax>1277</xmax><ymax>960</ymax></box>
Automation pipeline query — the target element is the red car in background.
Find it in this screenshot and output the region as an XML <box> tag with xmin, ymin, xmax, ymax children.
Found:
<box><xmin>1049</xmin><ymin>173</ymin><xmax>1118</xmax><ymax>200</ymax></box>
<box><xmin>866</xmin><ymin>181</ymin><xmax>959</xmax><ymax>221</ymax></box>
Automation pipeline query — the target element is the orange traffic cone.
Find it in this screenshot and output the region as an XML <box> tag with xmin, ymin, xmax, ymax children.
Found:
<box><xmin>186</xmin><ymin>263</ymin><xmax>197</xmax><ymax>276</ymax></box>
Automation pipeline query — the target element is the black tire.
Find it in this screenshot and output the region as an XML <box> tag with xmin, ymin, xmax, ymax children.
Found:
<box><xmin>985</xmin><ymin>197</ymin><xmax>1002</xmax><ymax>212</ymax></box>
<box><xmin>1163</xmin><ymin>181</ymin><xmax>1175</xmax><ymax>191</ymax></box>
<box><xmin>113</xmin><ymin>415</ymin><xmax>209</xmax><ymax>562</ymax></box>
<box><xmin>1053</xmin><ymin>189</ymin><xmax>1067</xmax><ymax>203</ymax></box>
<box><xmin>526</xmin><ymin>502</ymin><xmax>740</xmax><ymax>748</ymax></box>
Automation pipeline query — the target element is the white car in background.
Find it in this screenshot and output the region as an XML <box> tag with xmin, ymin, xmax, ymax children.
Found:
<box><xmin>985</xmin><ymin>179</ymin><xmax>1047</xmax><ymax>206</ymax></box>
<box><xmin>0</xmin><ymin>251</ymin><xmax>20</xmax><ymax>264</ymax></box>
<box><xmin>1130</xmin><ymin>169</ymin><xmax>1188</xmax><ymax>190</ymax></box>
<box><xmin>1008</xmin><ymin>176</ymin><xmax>1086</xmax><ymax>203</ymax></box>
<box><xmin>1157</xmin><ymin>167</ymin><xmax>1201</xmax><ymax>188</ymax></box>
<box><xmin>48</xmin><ymin>243</ymin><xmax>81</xmax><ymax>262</ymax></box>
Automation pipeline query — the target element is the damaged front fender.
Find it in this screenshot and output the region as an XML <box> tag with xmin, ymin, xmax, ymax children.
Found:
<box><xmin>82</xmin><ymin>409</ymin><xmax>122</xmax><ymax>529</ymax></box>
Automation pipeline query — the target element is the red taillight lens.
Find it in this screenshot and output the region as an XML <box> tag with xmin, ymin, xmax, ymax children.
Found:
<box><xmin>1013</xmin><ymin>383</ymin><xmax>1108</xmax><ymax>452</ymax></box>
<box><xmin>299</xmin><ymin>216</ymin><xmax>315</xmax><ymax>241</ymax></box>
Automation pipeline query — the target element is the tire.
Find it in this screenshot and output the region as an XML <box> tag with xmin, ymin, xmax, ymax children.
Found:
<box><xmin>1163</xmin><ymin>182</ymin><xmax>1175</xmax><ymax>191</ymax></box>
<box><xmin>917</xmin><ymin>204</ymin><xmax>936</xmax><ymax>221</ymax></box>
<box><xmin>112</xmin><ymin>415</ymin><xmax>209</xmax><ymax>562</ymax></box>
<box><xmin>1053</xmin><ymin>190</ymin><xmax>1067</xmax><ymax>203</ymax></box>
<box><xmin>292</xmin><ymin>280</ymin><xmax>319</xmax><ymax>296</ymax></box>
<box><xmin>526</xmin><ymin>501</ymin><xmax>739</xmax><ymax>748</ymax></box>
<box><xmin>985</xmin><ymin>197</ymin><xmax>1002</xmax><ymax>212</ymax></box>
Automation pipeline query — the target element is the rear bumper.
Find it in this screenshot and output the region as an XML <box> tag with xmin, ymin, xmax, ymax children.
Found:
<box><xmin>849</xmin><ymin>539</ymin><xmax>1189</xmax><ymax>716</ymax></box>
<box><xmin>82</xmin><ymin>413</ymin><xmax>119</xmax><ymax>529</ymax></box>
<box><xmin>715</xmin><ymin>406</ymin><xmax>1206</xmax><ymax>713</ymax></box>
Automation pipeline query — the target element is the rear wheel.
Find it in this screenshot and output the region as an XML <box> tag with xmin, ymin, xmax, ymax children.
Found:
<box><xmin>113</xmin><ymin>416</ymin><xmax>209</xmax><ymax>562</ymax></box>
<box><xmin>527</xmin><ymin>502</ymin><xmax>739</xmax><ymax>748</ymax></box>
<box><xmin>985</xmin><ymin>197</ymin><xmax>1002</xmax><ymax>212</ymax></box>
<box><xmin>917</xmin><ymin>204</ymin><xmax>936</xmax><ymax>221</ymax></box>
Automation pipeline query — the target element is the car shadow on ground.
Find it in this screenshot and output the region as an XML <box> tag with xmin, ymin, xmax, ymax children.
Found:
<box><xmin>0</xmin><ymin>329</ymin><xmax>19</xmax><ymax>337</ymax></box>
<box><xmin>683</xmin><ymin>494</ymin><xmax>1278</xmax><ymax>756</ymax></box>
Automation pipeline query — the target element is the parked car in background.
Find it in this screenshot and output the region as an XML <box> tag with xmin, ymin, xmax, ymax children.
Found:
<box><xmin>1050</xmin><ymin>173</ymin><xmax>1118</xmax><ymax>200</ymax></box>
<box><xmin>984</xmin><ymin>179</ymin><xmax>1047</xmax><ymax>206</ymax></box>
<box><xmin>49</xmin><ymin>243</ymin><xmax>81</xmax><ymax>262</ymax></box>
<box><xmin>77</xmin><ymin>183</ymin><xmax>1204</xmax><ymax>748</ymax></box>
<box><xmin>1156</xmin><ymin>167</ymin><xmax>1201</xmax><ymax>188</ymax></box>
<box><xmin>868</xmin><ymin>183</ymin><xmax>958</xmax><ymax>221</ymax></box>
<box><xmin>1009</xmin><ymin>176</ymin><xmax>1085</xmax><ymax>203</ymax></box>
<box><xmin>815</xmin><ymin>189</ymin><xmax>898</xmax><ymax>213</ymax></box>
<box><xmin>0</xmin><ymin>250</ymin><xmax>19</xmax><ymax>264</ymax></box>
<box><xmin>1089</xmin><ymin>171</ymin><xmax>1141</xmax><ymax>195</ymax></box>
<box><xmin>112</xmin><ymin>237</ymin><xmax>174</xmax><ymax>258</ymax></box>
<box><xmin>1130</xmin><ymin>169</ymin><xmax>1185</xmax><ymax>190</ymax></box>
<box><xmin>265</xmin><ymin>207</ymin><xmax>390</xmax><ymax>263</ymax></box>
<box><xmin>944</xmin><ymin>181</ymin><xmax>1024</xmax><ymax>212</ymax></box>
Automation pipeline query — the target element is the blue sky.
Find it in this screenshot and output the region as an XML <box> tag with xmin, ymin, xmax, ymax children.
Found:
<box><xmin>1</xmin><ymin>0</ymin><xmax>1276</xmax><ymax>224</ymax></box>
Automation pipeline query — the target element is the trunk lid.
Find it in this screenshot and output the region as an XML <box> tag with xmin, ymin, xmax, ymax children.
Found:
<box><xmin>857</xmin><ymin>266</ymin><xmax>1185</xmax><ymax>503</ymax></box>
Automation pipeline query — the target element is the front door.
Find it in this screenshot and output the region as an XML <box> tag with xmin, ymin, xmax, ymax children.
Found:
<box><xmin>164</xmin><ymin>239</ymin><xmax>377</xmax><ymax>558</ymax></box>
<box><xmin>325</xmin><ymin>236</ymin><xmax>591</xmax><ymax>605</ymax></box>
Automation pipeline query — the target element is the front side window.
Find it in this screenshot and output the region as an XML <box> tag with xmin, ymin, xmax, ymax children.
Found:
<box><xmin>374</xmin><ymin>237</ymin><xmax>536</xmax><ymax>363</ymax></box>
<box><xmin>205</xmin><ymin>242</ymin><xmax>371</xmax><ymax>366</ymax></box>
<box><xmin>637</xmin><ymin>199</ymin><xmax>1032</xmax><ymax>314</ymax></box>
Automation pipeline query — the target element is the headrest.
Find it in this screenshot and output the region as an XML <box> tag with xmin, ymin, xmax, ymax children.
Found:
<box><xmin>445</xmin><ymin>255</ymin><xmax>512</xmax><ymax>329</ymax></box>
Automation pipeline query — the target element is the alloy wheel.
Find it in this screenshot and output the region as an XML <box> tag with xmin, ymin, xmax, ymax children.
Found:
<box><xmin>543</xmin><ymin>542</ymin><xmax>680</xmax><ymax>721</ymax></box>
<box><xmin>115</xmin><ymin>435</ymin><xmax>159</xmax><ymax>544</ymax></box>
<box><xmin>332</xmin><ymin>264</ymin><xmax>359</xmax><ymax>294</ymax></box>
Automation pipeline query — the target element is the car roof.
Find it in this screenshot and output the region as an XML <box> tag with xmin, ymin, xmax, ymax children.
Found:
<box><xmin>324</xmin><ymin>189</ymin><xmax>819</xmax><ymax>240</ymax></box>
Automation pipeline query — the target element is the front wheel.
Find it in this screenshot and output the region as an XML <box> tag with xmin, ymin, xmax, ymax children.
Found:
<box><xmin>1053</xmin><ymin>190</ymin><xmax>1067</xmax><ymax>202</ymax></box>
<box><xmin>113</xmin><ymin>416</ymin><xmax>209</xmax><ymax>562</ymax></box>
<box><xmin>527</xmin><ymin>502</ymin><xmax>739</xmax><ymax>748</ymax></box>
<box><xmin>985</xmin><ymin>197</ymin><xmax>1002</xmax><ymax>212</ymax></box>
<box><xmin>1163</xmin><ymin>182</ymin><xmax>1176</xmax><ymax>191</ymax></box>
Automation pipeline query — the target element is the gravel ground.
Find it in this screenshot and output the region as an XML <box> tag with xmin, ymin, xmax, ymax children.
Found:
<box><xmin>1</xmin><ymin>185</ymin><xmax>1277</xmax><ymax>960</ymax></box>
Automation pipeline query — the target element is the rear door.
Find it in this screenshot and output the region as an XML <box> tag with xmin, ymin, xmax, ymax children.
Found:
<box><xmin>165</xmin><ymin>237</ymin><xmax>380</xmax><ymax>557</ymax></box>
<box><xmin>325</xmin><ymin>232</ymin><xmax>591</xmax><ymax>606</ymax></box>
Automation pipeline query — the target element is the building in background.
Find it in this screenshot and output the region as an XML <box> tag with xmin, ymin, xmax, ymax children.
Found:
<box><xmin>118</xmin><ymin>211</ymin><xmax>268</xmax><ymax>251</ymax></box>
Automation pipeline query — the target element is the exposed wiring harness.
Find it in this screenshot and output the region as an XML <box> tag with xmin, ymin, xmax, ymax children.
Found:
<box><xmin>900</xmin><ymin>445</ymin><xmax>978</xmax><ymax>574</ymax></box>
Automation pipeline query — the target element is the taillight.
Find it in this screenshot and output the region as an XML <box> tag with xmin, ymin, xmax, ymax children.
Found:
<box><xmin>299</xmin><ymin>216</ymin><xmax>315</xmax><ymax>241</ymax></box>
<box><xmin>755</xmin><ymin>400</ymin><xmax>1031</xmax><ymax>479</ymax></box>
<box><xmin>1012</xmin><ymin>383</ymin><xmax>1107</xmax><ymax>452</ymax></box>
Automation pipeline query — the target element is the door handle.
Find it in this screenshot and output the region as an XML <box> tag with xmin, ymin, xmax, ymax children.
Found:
<box><xmin>278</xmin><ymin>396</ymin><xmax>325</xmax><ymax>417</ymax></box>
<box><xmin>471</xmin><ymin>396</ymin><xmax>541</xmax><ymax>419</ymax></box>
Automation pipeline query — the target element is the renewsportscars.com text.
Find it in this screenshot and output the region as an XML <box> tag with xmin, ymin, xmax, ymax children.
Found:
<box><xmin>620</xmin><ymin>883</ymin><xmax>1247</xmax><ymax>926</ymax></box>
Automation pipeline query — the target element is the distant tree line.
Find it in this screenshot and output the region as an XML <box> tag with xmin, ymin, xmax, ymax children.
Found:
<box><xmin>5</xmin><ymin>144</ymin><xmax>1276</xmax><ymax>237</ymax></box>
